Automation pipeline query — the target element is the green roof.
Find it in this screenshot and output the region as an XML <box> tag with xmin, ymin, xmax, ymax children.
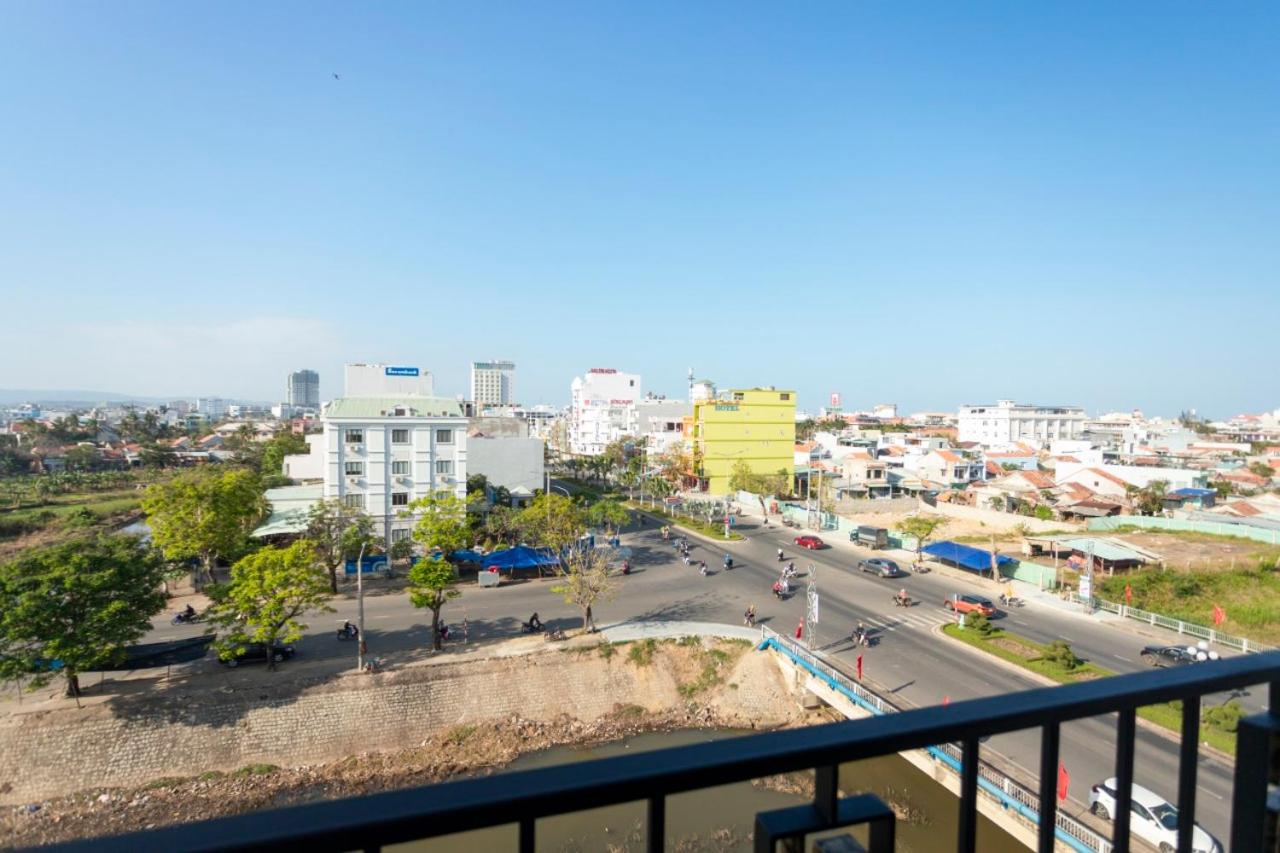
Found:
<box><xmin>324</xmin><ymin>396</ymin><xmax>464</xmax><ymax>418</ymax></box>
<box><xmin>252</xmin><ymin>484</ymin><xmax>324</xmax><ymax>538</ymax></box>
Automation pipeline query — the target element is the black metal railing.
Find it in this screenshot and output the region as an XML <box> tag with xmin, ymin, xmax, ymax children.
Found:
<box><xmin>43</xmin><ymin>650</ymin><xmax>1280</xmax><ymax>853</ymax></box>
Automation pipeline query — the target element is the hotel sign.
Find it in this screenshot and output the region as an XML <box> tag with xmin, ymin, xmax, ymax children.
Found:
<box><xmin>385</xmin><ymin>366</ymin><xmax>420</xmax><ymax>377</ymax></box>
<box><xmin>715</xmin><ymin>404</ymin><xmax>740</xmax><ymax>412</ymax></box>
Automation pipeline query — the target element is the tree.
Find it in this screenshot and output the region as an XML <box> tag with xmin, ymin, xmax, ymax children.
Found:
<box><xmin>728</xmin><ymin>460</ymin><xmax>764</xmax><ymax>494</ymax></box>
<box><xmin>407</xmin><ymin>557</ymin><xmax>460</xmax><ymax>651</ymax></box>
<box><xmin>139</xmin><ymin>443</ymin><xmax>177</xmax><ymax>469</ymax></box>
<box><xmin>518</xmin><ymin>492</ymin><xmax>585</xmax><ymax>551</ymax></box>
<box><xmin>894</xmin><ymin>514</ymin><xmax>949</xmax><ymax>564</ymax></box>
<box><xmin>1034</xmin><ymin>504</ymin><xmax>1054</xmax><ymax>521</ymax></box>
<box><xmin>481</xmin><ymin>505</ymin><xmax>523</xmax><ymax>548</ymax></box>
<box><xmin>551</xmin><ymin>547</ymin><xmax>617</xmax><ymax>633</ymax></box>
<box><xmin>142</xmin><ymin>467</ymin><xmax>267</xmax><ymax>587</ymax></box>
<box><xmin>407</xmin><ymin>493</ymin><xmax>472</xmax><ymax>649</ymax></box>
<box><xmin>1248</xmin><ymin>462</ymin><xmax>1275</xmax><ymax>480</ymax></box>
<box><xmin>1133</xmin><ymin>479</ymin><xmax>1169</xmax><ymax>516</ymax></box>
<box><xmin>259</xmin><ymin>430</ymin><xmax>309</xmax><ymax>479</ymax></box>
<box><xmin>64</xmin><ymin>444</ymin><xmax>98</xmax><ymax>472</ymax></box>
<box><xmin>0</xmin><ymin>535</ymin><xmax>166</xmax><ymax>700</ymax></box>
<box><xmin>306</xmin><ymin>498</ymin><xmax>378</xmax><ymax>593</ymax></box>
<box><xmin>586</xmin><ymin>498</ymin><xmax>631</xmax><ymax>536</ymax></box>
<box><xmin>466</xmin><ymin>473</ymin><xmax>490</xmax><ymax>498</ymax></box>
<box><xmin>764</xmin><ymin>469</ymin><xmax>791</xmax><ymax>499</ymax></box>
<box><xmin>205</xmin><ymin>541</ymin><xmax>332</xmax><ymax>671</ymax></box>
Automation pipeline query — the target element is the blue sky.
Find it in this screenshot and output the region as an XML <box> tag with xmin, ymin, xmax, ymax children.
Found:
<box><xmin>2</xmin><ymin>3</ymin><xmax>1277</xmax><ymax>417</ymax></box>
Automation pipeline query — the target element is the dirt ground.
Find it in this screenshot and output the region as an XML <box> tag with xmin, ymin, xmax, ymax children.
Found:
<box><xmin>1113</xmin><ymin>532</ymin><xmax>1280</xmax><ymax>572</ymax></box>
<box><xmin>0</xmin><ymin>638</ymin><xmax>808</xmax><ymax>848</ymax></box>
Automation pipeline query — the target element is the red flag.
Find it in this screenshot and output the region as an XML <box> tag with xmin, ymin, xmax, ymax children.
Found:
<box><xmin>1212</xmin><ymin>604</ymin><xmax>1226</xmax><ymax>627</ymax></box>
<box><xmin>943</xmin><ymin>695</ymin><xmax>950</xmax><ymax>707</ymax></box>
<box><xmin>1057</xmin><ymin>762</ymin><xmax>1069</xmax><ymax>802</ymax></box>
<box><xmin>856</xmin><ymin>654</ymin><xmax>863</xmax><ymax>681</ymax></box>
<box><xmin>1124</xmin><ymin>584</ymin><xmax>1132</xmax><ymax>605</ymax></box>
<box><xmin>795</xmin><ymin>621</ymin><xmax>804</xmax><ymax>640</ymax></box>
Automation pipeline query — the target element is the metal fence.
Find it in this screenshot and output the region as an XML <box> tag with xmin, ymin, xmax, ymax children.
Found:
<box><xmin>759</xmin><ymin>627</ymin><xmax>1111</xmax><ymax>853</ymax></box>
<box><xmin>1087</xmin><ymin>514</ymin><xmax>1280</xmax><ymax>545</ymax></box>
<box><xmin>1067</xmin><ymin>592</ymin><xmax>1275</xmax><ymax>653</ymax></box>
<box><xmin>48</xmin><ymin>644</ymin><xmax>1280</xmax><ymax>853</ymax></box>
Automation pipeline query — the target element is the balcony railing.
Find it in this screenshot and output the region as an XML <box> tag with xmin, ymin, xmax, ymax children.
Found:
<box><xmin>45</xmin><ymin>650</ymin><xmax>1280</xmax><ymax>853</ymax></box>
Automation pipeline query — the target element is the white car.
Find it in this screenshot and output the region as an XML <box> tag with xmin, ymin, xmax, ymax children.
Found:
<box><xmin>1088</xmin><ymin>777</ymin><xmax>1221</xmax><ymax>853</ymax></box>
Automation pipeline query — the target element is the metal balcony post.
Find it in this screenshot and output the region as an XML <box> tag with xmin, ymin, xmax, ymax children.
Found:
<box><xmin>958</xmin><ymin>737</ymin><xmax>980</xmax><ymax>853</ymax></box>
<box><xmin>1036</xmin><ymin>723</ymin><xmax>1060</xmax><ymax>853</ymax></box>
<box><xmin>1176</xmin><ymin>696</ymin><xmax>1200</xmax><ymax>853</ymax></box>
<box><xmin>1112</xmin><ymin>709</ymin><xmax>1136</xmax><ymax>851</ymax></box>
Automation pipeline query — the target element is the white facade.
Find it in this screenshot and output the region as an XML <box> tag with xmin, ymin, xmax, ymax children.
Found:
<box><xmin>957</xmin><ymin>400</ymin><xmax>1085</xmax><ymax>447</ymax></box>
<box><xmin>287</xmin><ymin>369</ymin><xmax>320</xmax><ymax>409</ymax></box>
<box><xmin>343</xmin><ymin>363</ymin><xmax>434</xmax><ymax>397</ymax></box>
<box><xmin>872</xmin><ymin>403</ymin><xmax>898</xmax><ymax>419</ymax></box>
<box><xmin>195</xmin><ymin>397</ymin><xmax>227</xmax><ymax>418</ymax></box>
<box><xmin>468</xmin><ymin>435</ymin><xmax>544</xmax><ymax>496</ymax></box>
<box><xmin>568</xmin><ymin>368</ymin><xmax>641</xmax><ymax>456</ymax></box>
<box><xmin>635</xmin><ymin>398</ymin><xmax>690</xmax><ymax>453</ymax></box>
<box><xmin>471</xmin><ymin>360</ymin><xmax>516</xmax><ymax>407</ymax></box>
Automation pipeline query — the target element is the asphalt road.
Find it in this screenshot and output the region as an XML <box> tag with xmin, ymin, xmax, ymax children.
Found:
<box><xmin>147</xmin><ymin>510</ymin><xmax>1254</xmax><ymax>848</ymax></box>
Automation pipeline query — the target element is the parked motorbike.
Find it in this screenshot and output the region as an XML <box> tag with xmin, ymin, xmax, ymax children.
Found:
<box><xmin>545</xmin><ymin>627</ymin><xmax>568</xmax><ymax>642</ymax></box>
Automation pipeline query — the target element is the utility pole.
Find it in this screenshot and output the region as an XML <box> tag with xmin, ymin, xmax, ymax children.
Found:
<box><xmin>805</xmin><ymin>563</ymin><xmax>819</xmax><ymax>650</ymax></box>
<box><xmin>356</xmin><ymin>541</ymin><xmax>366</xmax><ymax>672</ymax></box>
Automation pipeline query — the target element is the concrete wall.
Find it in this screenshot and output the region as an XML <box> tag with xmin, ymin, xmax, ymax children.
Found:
<box><xmin>467</xmin><ymin>436</ymin><xmax>545</xmax><ymax>493</ymax></box>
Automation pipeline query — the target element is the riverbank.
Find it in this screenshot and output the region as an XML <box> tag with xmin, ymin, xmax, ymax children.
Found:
<box><xmin>0</xmin><ymin>636</ymin><xmax>808</xmax><ymax>847</ymax></box>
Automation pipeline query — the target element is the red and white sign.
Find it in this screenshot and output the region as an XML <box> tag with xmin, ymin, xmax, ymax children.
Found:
<box><xmin>830</xmin><ymin>392</ymin><xmax>841</xmax><ymax>408</ymax></box>
<box><xmin>589</xmin><ymin>368</ymin><xmax>617</xmax><ymax>374</ymax></box>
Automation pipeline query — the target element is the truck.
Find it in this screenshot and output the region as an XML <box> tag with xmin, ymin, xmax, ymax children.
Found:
<box><xmin>850</xmin><ymin>525</ymin><xmax>888</xmax><ymax>549</ymax></box>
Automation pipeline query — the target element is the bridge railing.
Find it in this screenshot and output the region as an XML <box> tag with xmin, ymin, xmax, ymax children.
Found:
<box><xmin>48</xmin><ymin>639</ymin><xmax>1280</xmax><ymax>853</ymax></box>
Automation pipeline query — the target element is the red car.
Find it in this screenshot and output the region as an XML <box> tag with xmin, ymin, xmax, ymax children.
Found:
<box><xmin>794</xmin><ymin>535</ymin><xmax>825</xmax><ymax>550</ymax></box>
<box><xmin>944</xmin><ymin>593</ymin><xmax>997</xmax><ymax>617</ymax></box>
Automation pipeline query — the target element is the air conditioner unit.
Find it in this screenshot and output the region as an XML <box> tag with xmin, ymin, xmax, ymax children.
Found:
<box><xmin>347</xmin><ymin>477</ymin><xmax>360</xmax><ymax>486</ymax></box>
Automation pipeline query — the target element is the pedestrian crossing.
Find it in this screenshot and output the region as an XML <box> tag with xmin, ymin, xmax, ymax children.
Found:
<box><xmin>858</xmin><ymin>608</ymin><xmax>953</xmax><ymax>634</ymax></box>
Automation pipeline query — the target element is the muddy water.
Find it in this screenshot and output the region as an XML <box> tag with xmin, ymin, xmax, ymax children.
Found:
<box><xmin>391</xmin><ymin>729</ymin><xmax>1026</xmax><ymax>853</ymax></box>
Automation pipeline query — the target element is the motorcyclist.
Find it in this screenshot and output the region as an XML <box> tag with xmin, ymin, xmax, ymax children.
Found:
<box><xmin>897</xmin><ymin>588</ymin><xmax>909</xmax><ymax>605</ymax></box>
<box><xmin>854</xmin><ymin>621</ymin><xmax>867</xmax><ymax>646</ymax></box>
<box><xmin>182</xmin><ymin>604</ymin><xmax>196</xmax><ymax>621</ymax></box>
<box><xmin>744</xmin><ymin>605</ymin><xmax>756</xmax><ymax>627</ymax></box>
<box><xmin>339</xmin><ymin>620</ymin><xmax>358</xmax><ymax>639</ymax></box>
<box><xmin>777</xmin><ymin>548</ymin><xmax>784</xmax><ymax>562</ymax></box>
<box><xmin>699</xmin><ymin>561</ymin><xmax>708</xmax><ymax>576</ymax></box>
<box><xmin>772</xmin><ymin>580</ymin><xmax>783</xmax><ymax>599</ymax></box>
<box><xmin>723</xmin><ymin>553</ymin><xmax>732</xmax><ymax>568</ymax></box>
<box><xmin>621</xmin><ymin>559</ymin><xmax>631</xmax><ymax>575</ymax></box>
<box><xmin>529</xmin><ymin>612</ymin><xmax>543</xmax><ymax>631</ymax></box>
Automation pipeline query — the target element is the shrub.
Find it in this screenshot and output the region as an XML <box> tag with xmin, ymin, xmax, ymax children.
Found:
<box><xmin>627</xmin><ymin>638</ymin><xmax>657</xmax><ymax>667</ymax></box>
<box><xmin>1203</xmin><ymin>700</ymin><xmax>1243</xmax><ymax>734</ymax></box>
<box><xmin>1042</xmin><ymin>640</ymin><xmax>1081</xmax><ymax>671</ymax></box>
<box><xmin>63</xmin><ymin>506</ymin><xmax>98</xmax><ymax>529</ymax></box>
<box><xmin>963</xmin><ymin>613</ymin><xmax>993</xmax><ymax>636</ymax></box>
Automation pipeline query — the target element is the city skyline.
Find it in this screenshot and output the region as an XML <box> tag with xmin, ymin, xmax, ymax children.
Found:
<box><xmin>3</xmin><ymin>4</ymin><xmax>1278</xmax><ymax>416</ymax></box>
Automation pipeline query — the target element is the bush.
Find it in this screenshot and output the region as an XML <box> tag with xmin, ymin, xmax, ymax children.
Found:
<box><xmin>62</xmin><ymin>506</ymin><xmax>98</xmax><ymax>528</ymax></box>
<box><xmin>1203</xmin><ymin>700</ymin><xmax>1244</xmax><ymax>734</ymax></box>
<box><xmin>1034</xmin><ymin>505</ymin><xmax>1053</xmax><ymax>521</ymax></box>
<box><xmin>963</xmin><ymin>612</ymin><xmax>994</xmax><ymax>636</ymax></box>
<box><xmin>628</xmin><ymin>638</ymin><xmax>657</xmax><ymax>667</ymax></box>
<box><xmin>1041</xmin><ymin>640</ymin><xmax>1081</xmax><ymax>670</ymax></box>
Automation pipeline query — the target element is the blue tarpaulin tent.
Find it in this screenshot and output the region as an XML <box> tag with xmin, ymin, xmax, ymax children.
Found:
<box><xmin>475</xmin><ymin>546</ymin><xmax>560</xmax><ymax>570</ymax></box>
<box><xmin>922</xmin><ymin>541</ymin><xmax>1016</xmax><ymax>573</ymax></box>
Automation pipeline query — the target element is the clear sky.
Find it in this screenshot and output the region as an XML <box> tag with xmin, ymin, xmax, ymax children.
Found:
<box><xmin>2</xmin><ymin>3</ymin><xmax>1277</xmax><ymax>417</ymax></box>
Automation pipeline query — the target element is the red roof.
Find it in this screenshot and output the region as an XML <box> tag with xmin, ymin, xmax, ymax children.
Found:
<box><xmin>1059</xmin><ymin>482</ymin><xmax>1096</xmax><ymax>502</ymax></box>
<box><xmin>936</xmin><ymin>450</ymin><xmax>962</xmax><ymax>462</ymax></box>
<box><xmin>1224</xmin><ymin>501</ymin><xmax>1262</xmax><ymax>517</ymax></box>
<box><xmin>1017</xmin><ymin>471</ymin><xmax>1056</xmax><ymax>489</ymax></box>
<box><xmin>1082</xmin><ymin>468</ymin><xmax>1129</xmax><ymax>488</ymax></box>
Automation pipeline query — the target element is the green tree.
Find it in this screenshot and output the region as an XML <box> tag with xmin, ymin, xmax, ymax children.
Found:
<box><xmin>518</xmin><ymin>492</ymin><xmax>585</xmax><ymax>551</ymax></box>
<box><xmin>139</xmin><ymin>443</ymin><xmax>177</xmax><ymax>469</ymax></box>
<box><xmin>586</xmin><ymin>498</ymin><xmax>631</xmax><ymax>536</ymax></box>
<box><xmin>763</xmin><ymin>469</ymin><xmax>791</xmax><ymax>498</ymax></box>
<box><xmin>407</xmin><ymin>493</ymin><xmax>472</xmax><ymax>649</ymax></box>
<box><xmin>728</xmin><ymin>460</ymin><xmax>764</xmax><ymax>494</ymax></box>
<box><xmin>1132</xmin><ymin>479</ymin><xmax>1169</xmax><ymax>515</ymax></box>
<box><xmin>142</xmin><ymin>467</ymin><xmax>267</xmax><ymax>587</ymax></box>
<box><xmin>1248</xmin><ymin>462</ymin><xmax>1275</xmax><ymax>480</ymax></box>
<box><xmin>0</xmin><ymin>535</ymin><xmax>166</xmax><ymax>700</ymax></box>
<box><xmin>260</xmin><ymin>430</ymin><xmax>309</xmax><ymax>479</ymax></box>
<box><xmin>466</xmin><ymin>473</ymin><xmax>490</xmax><ymax>497</ymax></box>
<box><xmin>306</xmin><ymin>499</ymin><xmax>378</xmax><ymax>593</ymax></box>
<box><xmin>64</xmin><ymin>444</ymin><xmax>98</xmax><ymax>472</ymax></box>
<box><xmin>894</xmin><ymin>514</ymin><xmax>950</xmax><ymax>564</ymax></box>
<box><xmin>551</xmin><ymin>547</ymin><xmax>617</xmax><ymax>633</ymax></box>
<box><xmin>407</xmin><ymin>557</ymin><xmax>460</xmax><ymax>651</ymax></box>
<box><xmin>205</xmin><ymin>540</ymin><xmax>332</xmax><ymax>670</ymax></box>
<box><xmin>1034</xmin><ymin>504</ymin><xmax>1054</xmax><ymax>521</ymax></box>
<box><xmin>482</xmin><ymin>504</ymin><xmax>524</xmax><ymax>547</ymax></box>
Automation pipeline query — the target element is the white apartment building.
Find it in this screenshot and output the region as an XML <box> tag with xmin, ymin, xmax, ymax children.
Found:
<box><xmin>635</xmin><ymin>397</ymin><xmax>691</xmax><ymax>453</ymax></box>
<box><xmin>285</xmin><ymin>365</ymin><xmax>468</xmax><ymax>545</ymax></box>
<box><xmin>569</xmin><ymin>368</ymin><xmax>641</xmax><ymax>456</ymax></box>
<box><xmin>471</xmin><ymin>360</ymin><xmax>516</xmax><ymax>407</ymax></box>
<box><xmin>957</xmin><ymin>400</ymin><xmax>1085</xmax><ymax>447</ymax></box>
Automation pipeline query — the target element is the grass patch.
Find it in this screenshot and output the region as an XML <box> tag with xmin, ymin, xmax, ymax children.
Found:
<box><xmin>444</xmin><ymin>724</ymin><xmax>477</xmax><ymax>746</ymax></box>
<box><xmin>942</xmin><ymin>624</ymin><xmax>1239</xmax><ymax>754</ymax></box>
<box><xmin>627</xmin><ymin>638</ymin><xmax>657</xmax><ymax>667</ymax></box>
<box><xmin>628</xmin><ymin>502</ymin><xmax>745</xmax><ymax>541</ymax></box>
<box><xmin>141</xmin><ymin>776</ymin><xmax>189</xmax><ymax>791</ymax></box>
<box><xmin>197</xmin><ymin>771</ymin><xmax>224</xmax><ymax>781</ymax></box>
<box><xmin>676</xmin><ymin>644</ymin><xmax>734</xmax><ymax>698</ymax></box>
<box><xmin>1097</xmin><ymin>565</ymin><xmax>1280</xmax><ymax>644</ymax></box>
<box><xmin>616</xmin><ymin>703</ymin><xmax>646</xmax><ymax>717</ymax></box>
<box><xmin>231</xmin><ymin>763</ymin><xmax>280</xmax><ymax>777</ymax></box>
<box><xmin>597</xmin><ymin>641</ymin><xmax>616</xmax><ymax>661</ymax></box>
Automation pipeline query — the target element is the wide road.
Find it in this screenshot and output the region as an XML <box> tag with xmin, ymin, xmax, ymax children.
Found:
<box><xmin>147</xmin><ymin>509</ymin><xmax>1254</xmax><ymax>848</ymax></box>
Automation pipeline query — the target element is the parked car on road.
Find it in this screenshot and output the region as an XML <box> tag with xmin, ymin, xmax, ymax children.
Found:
<box><xmin>1088</xmin><ymin>777</ymin><xmax>1221</xmax><ymax>853</ymax></box>
<box><xmin>943</xmin><ymin>593</ymin><xmax>997</xmax><ymax>617</ymax></box>
<box><xmin>857</xmin><ymin>558</ymin><xmax>904</xmax><ymax>578</ymax></box>
<box><xmin>1140</xmin><ymin>645</ymin><xmax>1215</xmax><ymax>667</ymax></box>
<box><xmin>794</xmin><ymin>535</ymin><xmax>825</xmax><ymax>550</ymax></box>
<box><xmin>219</xmin><ymin>643</ymin><xmax>296</xmax><ymax>667</ymax></box>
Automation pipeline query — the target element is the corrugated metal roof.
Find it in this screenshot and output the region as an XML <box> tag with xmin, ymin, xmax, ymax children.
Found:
<box><xmin>252</xmin><ymin>484</ymin><xmax>324</xmax><ymax>538</ymax></box>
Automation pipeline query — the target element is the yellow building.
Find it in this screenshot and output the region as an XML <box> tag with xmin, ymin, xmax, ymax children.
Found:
<box><xmin>691</xmin><ymin>388</ymin><xmax>796</xmax><ymax>494</ymax></box>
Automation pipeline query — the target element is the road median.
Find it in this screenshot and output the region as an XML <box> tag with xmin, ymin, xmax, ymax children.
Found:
<box><xmin>627</xmin><ymin>502</ymin><xmax>745</xmax><ymax>542</ymax></box>
<box><xmin>935</xmin><ymin>621</ymin><xmax>1240</xmax><ymax>759</ymax></box>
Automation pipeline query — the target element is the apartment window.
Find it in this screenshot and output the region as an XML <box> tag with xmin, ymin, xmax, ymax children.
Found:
<box><xmin>345</xmin><ymin>429</ymin><xmax>363</xmax><ymax>444</ymax></box>
<box><xmin>435</xmin><ymin>460</ymin><xmax>453</xmax><ymax>475</ymax></box>
<box><xmin>780</xmin><ymin>393</ymin><xmax>791</xmax><ymax>401</ymax></box>
<box><xmin>392</xmin><ymin>460</ymin><xmax>410</xmax><ymax>475</ymax></box>
<box><xmin>342</xmin><ymin>494</ymin><xmax>364</xmax><ymax>510</ymax></box>
<box><xmin>345</xmin><ymin>461</ymin><xmax>364</xmax><ymax>476</ymax></box>
<box><xmin>391</xmin><ymin>492</ymin><xmax>409</xmax><ymax>507</ymax></box>
<box><xmin>392</xmin><ymin>429</ymin><xmax>409</xmax><ymax>444</ymax></box>
<box><xmin>435</xmin><ymin>429</ymin><xmax>453</xmax><ymax>444</ymax></box>
<box><xmin>390</xmin><ymin>528</ymin><xmax>410</xmax><ymax>543</ymax></box>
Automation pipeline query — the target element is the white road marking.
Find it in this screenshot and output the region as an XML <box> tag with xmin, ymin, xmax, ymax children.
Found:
<box><xmin>1113</xmin><ymin>655</ymin><xmax>1133</xmax><ymax>663</ymax></box>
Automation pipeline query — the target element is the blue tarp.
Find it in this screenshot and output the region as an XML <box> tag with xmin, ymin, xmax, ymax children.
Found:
<box><xmin>922</xmin><ymin>541</ymin><xmax>1016</xmax><ymax>573</ymax></box>
<box><xmin>1168</xmin><ymin>488</ymin><xmax>1216</xmax><ymax>498</ymax></box>
<box><xmin>344</xmin><ymin>554</ymin><xmax>388</xmax><ymax>575</ymax></box>
<box><xmin>475</xmin><ymin>545</ymin><xmax>560</xmax><ymax>570</ymax></box>
<box><xmin>450</xmin><ymin>549</ymin><xmax>488</xmax><ymax>563</ymax></box>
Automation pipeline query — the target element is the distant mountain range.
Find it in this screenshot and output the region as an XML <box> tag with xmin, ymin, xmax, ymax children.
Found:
<box><xmin>0</xmin><ymin>389</ymin><xmax>178</xmax><ymax>406</ymax></box>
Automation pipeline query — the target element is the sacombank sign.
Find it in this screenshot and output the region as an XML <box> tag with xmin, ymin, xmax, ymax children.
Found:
<box><xmin>385</xmin><ymin>366</ymin><xmax>420</xmax><ymax>377</ymax></box>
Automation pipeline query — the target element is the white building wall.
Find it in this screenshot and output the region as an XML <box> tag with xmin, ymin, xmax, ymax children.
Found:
<box><xmin>958</xmin><ymin>400</ymin><xmax>1085</xmax><ymax>447</ymax></box>
<box><xmin>343</xmin><ymin>364</ymin><xmax>434</xmax><ymax>397</ymax></box>
<box><xmin>468</xmin><ymin>436</ymin><xmax>545</xmax><ymax>494</ymax></box>
<box><xmin>569</xmin><ymin>369</ymin><xmax>642</xmax><ymax>455</ymax></box>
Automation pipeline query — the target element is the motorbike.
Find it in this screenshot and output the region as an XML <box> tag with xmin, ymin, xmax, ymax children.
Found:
<box><xmin>999</xmin><ymin>594</ymin><xmax>1023</xmax><ymax>608</ymax></box>
<box><xmin>621</xmin><ymin>560</ymin><xmax>631</xmax><ymax>575</ymax></box>
<box><xmin>723</xmin><ymin>554</ymin><xmax>733</xmax><ymax>569</ymax></box>
<box><xmin>336</xmin><ymin>624</ymin><xmax>360</xmax><ymax>640</ymax></box>
<box><xmin>171</xmin><ymin>610</ymin><xmax>197</xmax><ymax>625</ymax></box>
<box><xmin>521</xmin><ymin>620</ymin><xmax>544</xmax><ymax>634</ymax></box>
<box><xmin>545</xmin><ymin>627</ymin><xmax>568</xmax><ymax>642</ymax></box>
<box><xmin>892</xmin><ymin>595</ymin><xmax>912</xmax><ymax>608</ymax></box>
<box><xmin>910</xmin><ymin>562</ymin><xmax>931</xmax><ymax>574</ymax></box>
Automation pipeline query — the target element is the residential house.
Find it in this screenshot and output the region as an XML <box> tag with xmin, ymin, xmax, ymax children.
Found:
<box><xmin>833</xmin><ymin>451</ymin><xmax>893</xmax><ymax>500</ymax></box>
<box><xmin>1056</xmin><ymin>467</ymin><xmax>1131</xmax><ymax>500</ymax></box>
<box><xmin>909</xmin><ymin>449</ymin><xmax>986</xmax><ymax>490</ymax></box>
